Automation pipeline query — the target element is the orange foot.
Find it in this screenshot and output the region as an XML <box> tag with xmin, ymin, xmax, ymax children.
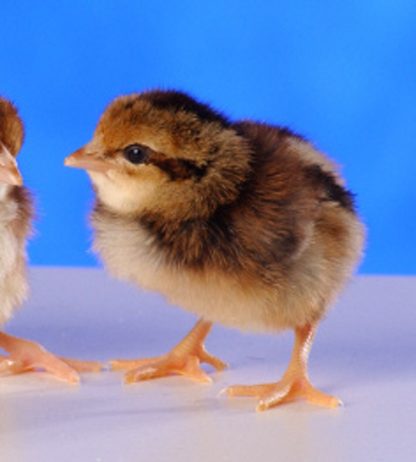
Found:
<box><xmin>226</xmin><ymin>323</ymin><xmax>341</xmax><ymax>412</ymax></box>
<box><xmin>111</xmin><ymin>319</ymin><xmax>227</xmax><ymax>384</ymax></box>
<box><xmin>227</xmin><ymin>376</ymin><xmax>340</xmax><ymax>412</ymax></box>
<box><xmin>0</xmin><ymin>333</ymin><xmax>102</xmax><ymax>384</ymax></box>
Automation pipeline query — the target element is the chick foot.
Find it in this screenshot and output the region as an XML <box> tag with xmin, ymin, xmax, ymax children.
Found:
<box><xmin>227</xmin><ymin>376</ymin><xmax>340</xmax><ymax>411</ymax></box>
<box><xmin>111</xmin><ymin>319</ymin><xmax>227</xmax><ymax>384</ymax></box>
<box><xmin>226</xmin><ymin>323</ymin><xmax>341</xmax><ymax>411</ymax></box>
<box><xmin>0</xmin><ymin>332</ymin><xmax>101</xmax><ymax>383</ymax></box>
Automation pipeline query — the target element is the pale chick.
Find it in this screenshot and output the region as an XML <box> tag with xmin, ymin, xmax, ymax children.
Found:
<box><xmin>0</xmin><ymin>97</ymin><xmax>100</xmax><ymax>382</ymax></box>
<box><xmin>65</xmin><ymin>90</ymin><xmax>364</xmax><ymax>411</ymax></box>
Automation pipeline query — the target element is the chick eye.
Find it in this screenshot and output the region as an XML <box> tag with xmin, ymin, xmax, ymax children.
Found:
<box><xmin>123</xmin><ymin>144</ymin><xmax>147</xmax><ymax>164</ymax></box>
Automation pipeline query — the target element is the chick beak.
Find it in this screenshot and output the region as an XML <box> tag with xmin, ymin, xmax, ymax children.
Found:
<box><xmin>64</xmin><ymin>146</ymin><xmax>112</xmax><ymax>174</ymax></box>
<box><xmin>0</xmin><ymin>142</ymin><xmax>23</xmax><ymax>186</ymax></box>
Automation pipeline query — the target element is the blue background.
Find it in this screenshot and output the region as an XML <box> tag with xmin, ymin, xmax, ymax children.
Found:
<box><xmin>1</xmin><ymin>1</ymin><xmax>415</xmax><ymax>273</ymax></box>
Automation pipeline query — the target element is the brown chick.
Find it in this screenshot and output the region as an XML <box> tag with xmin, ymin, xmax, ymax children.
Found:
<box><xmin>0</xmin><ymin>97</ymin><xmax>100</xmax><ymax>382</ymax></box>
<box><xmin>65</xmin><ymin>90</ymin><xmax>364</xmax><ymax>410</ymax></box>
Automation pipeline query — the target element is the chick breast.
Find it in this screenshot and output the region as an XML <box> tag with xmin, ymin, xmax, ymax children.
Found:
<box><xmin>0</xmin><ymin>186</ymin><xmax>32</xmax><ymax>324</ymax></box>
<box><xmin>92</xmin><ymin>123</ymin><xmax>364</xmax><ymax>332</ymax></box>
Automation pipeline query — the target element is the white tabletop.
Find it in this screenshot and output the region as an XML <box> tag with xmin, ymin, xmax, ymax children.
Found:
<box><xmin>1</xmin><ymin>268</ymin><xmax>415</xmax><ymax>461</ymax></box>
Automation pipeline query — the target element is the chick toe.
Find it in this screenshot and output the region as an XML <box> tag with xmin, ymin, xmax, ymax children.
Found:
<box><xmin>113</xmin><ymin>318</ymin><xmax>226</xmax><ymax>384</ymax></box>
<box><xmin>0</xmin><ymin>332</ymin><xmax>104</xmax><ymax>384</ymax></box>
<box><xmin>124</xmin><ymin>354</ymin><xmax>212</xmax><ymax>384</ymax></box>
<box><xmin>59</xmin><ymin>357</ymin><xmax>103</xmax><ymax>373</ymax></box>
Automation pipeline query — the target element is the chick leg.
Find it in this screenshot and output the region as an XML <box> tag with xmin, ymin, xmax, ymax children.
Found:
<box><xmin>226</xmin><ymin>323</ymin><xmax>341</xmax><ymax>411</ymax></box>
<box><xmin>0</xmin><ymin>332</ymin><xmax>101</xmax><ymax>383</ymax></box>
<box><xmin>111</xmin><ymin>318</ymin><xmax>227</xmax><ymax>384</ymax></box>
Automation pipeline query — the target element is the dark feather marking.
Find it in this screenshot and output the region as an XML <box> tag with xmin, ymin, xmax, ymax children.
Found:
<box><xmin>233</xmin><ymin>121</ymin><xmax>306</xmax><ymax>144</ymax></box>
<box><xmin>141</xmin><ymin>90</ymin><xmax>230</xmax><ymax>127</ymax></box>
<box><xmin>304</xmin><ymin>164</ymin><xmax>355</xmax><ymax>212</ymax></box>
<box><xmin>139</xmin><ymin>209</ymin><xmax>241</xmax><ymax>271</ymax></box>
<box><xmin>9</xmin><ymin>186</ymin><xmax>33</xmax><ymax>241</ymax></box>
<box><xmin>148</xmin><ymin>152</ymin><xmax>207</xmax><ymax>181</ymax></box>
<box><xmin>124</xmin><ymin>100</ymin><xmax>135</xmax><ymax>110</ymax></box>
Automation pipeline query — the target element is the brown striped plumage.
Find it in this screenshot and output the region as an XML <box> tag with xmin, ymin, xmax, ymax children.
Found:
<box><xmin>66</xmin><ymin>89</ymin><xmax>365</xmax><ymax>409</ymax></box>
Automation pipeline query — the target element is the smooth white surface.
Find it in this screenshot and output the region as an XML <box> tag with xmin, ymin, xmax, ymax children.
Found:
<box><xmin>1</xmin><ymin>268</ymin><xmax>415</xmax><ymax>462</ymax></box>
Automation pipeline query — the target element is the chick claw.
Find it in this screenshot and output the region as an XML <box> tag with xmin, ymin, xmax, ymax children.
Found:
<box><xmin>111</xmin><ymin>319</ymin><xmax>227</xmax><ymax>384</ymax></box>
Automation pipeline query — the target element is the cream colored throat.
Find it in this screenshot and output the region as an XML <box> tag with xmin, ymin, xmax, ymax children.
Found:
<box><xmin>89</xmin><ymin>171</ymin><xmax>157</xmax><ymax>214</ymax></box>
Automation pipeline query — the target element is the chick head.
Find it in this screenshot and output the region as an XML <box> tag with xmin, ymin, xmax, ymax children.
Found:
<box><xmin>65</xmin><ymin>90</ymin><xmax>251</xmax><ymax>219</ymax></box>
